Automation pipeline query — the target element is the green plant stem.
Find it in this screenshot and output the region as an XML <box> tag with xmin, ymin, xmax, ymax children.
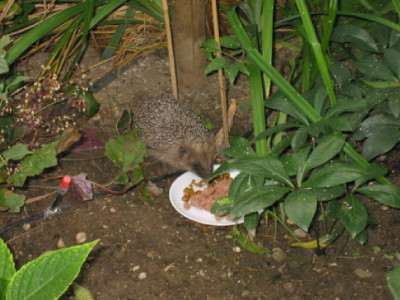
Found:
<box><xmin>321</xmin><ymin>0</ymin><xmax>338</xmax><ymax>53</ymax></box>
<box><xmin>295</xmin><ymin>0</ymin><xmax>336</xmax><ymax>107</ymax></box>
<box><xmin>266</xmin><ymin>210</ymin><xmax>302</xmax><ymax>244</ymax></box>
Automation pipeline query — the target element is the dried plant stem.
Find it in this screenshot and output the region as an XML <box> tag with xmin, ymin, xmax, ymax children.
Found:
<box><xmin>162</xmin><ymin>0</ymin><xmax>178</xmax><ymax>99</ymax></box>
<box><xmin>0</xmin><ymin>0</ymin><xmax>15</xmax><ymax>23</ymax></box>
<box><xmin>211</xmin><ymin>0</ymin><xmax>230</xmax><ymax>148</ymax></box>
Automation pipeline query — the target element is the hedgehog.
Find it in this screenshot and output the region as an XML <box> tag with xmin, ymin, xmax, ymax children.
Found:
<box><xmin>132</xmin><ymin>94</ymin><xmax>216</xmax><ymax>179</ymax></box>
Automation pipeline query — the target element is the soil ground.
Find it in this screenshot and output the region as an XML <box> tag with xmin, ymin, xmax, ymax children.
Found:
<box><xmin>1</xmin><ymin>51</ymin><xmax>400</xmax><ymax>300</ymax></box>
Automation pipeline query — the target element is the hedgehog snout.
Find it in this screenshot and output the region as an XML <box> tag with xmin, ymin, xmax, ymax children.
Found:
<box><xmin>191</xmin><ymin>162</ymin><xmax>213</xmax><ymax>179</ymax></box>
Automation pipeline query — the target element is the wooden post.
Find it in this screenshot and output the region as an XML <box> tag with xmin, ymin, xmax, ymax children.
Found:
<box><xmin>170</xmin><ymin>0</ymin><xmax>207</xmax><ymax>88</ymax></box>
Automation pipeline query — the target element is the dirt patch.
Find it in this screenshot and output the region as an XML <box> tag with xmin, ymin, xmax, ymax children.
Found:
<box><xmin>2</xmin><ymin>51</ymin><xmax>400</xmax><ymax>300</ymax></box>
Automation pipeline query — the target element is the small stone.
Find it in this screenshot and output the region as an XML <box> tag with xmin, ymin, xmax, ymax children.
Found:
<box><xmin>102</xmin><ymin>225</ymin><xmax>109</xmax><ymax>229</ymax></box>
<box><xmin>241</xmin><ymin>290</ymin><xmax>250</xmax><ymax>297</ymax></box>
<box><xmin>131</xmin><ymin>265</ymin><xmax>140</xmax><ymax>272</ymax></box>
<box><xmin>75</xmin><ymin>232</ymin><xmax>87</xmax><ymax>244</ymax></box>
<box><xmin>199</xmin><ymin>269</ymin><xmax>206</xmax><ymax>277</ymax></box>
<box><xmin>138</xmin><ymin>272</ymin><xmax>147</xmax><ymax>280</ymax></box>
<box><xmin>354</xmin><ymin>268</ymin><xmax>373</xmax><ymax>278</ymax></box>
<box><xmin>110</xmin><ymin>207</ymin><xmax>117</xmax><ymax>213</ymax></box>
<box><xmin>147</xmin><ymin>181</ymin><xmax>163</xmax><ymax>196</ymax></box>
<box><xmin>293</xmin><ymin>228</ymin><xmax>308</xmax><ymax>239</ymax></box>
<box><xmin>57</xmin><ymin>238</ymin><xmax>66</xmax><ymax>249</ymax></box>
<box><xmin>233</xmin><ymin>246</ymin><xmax>241</xmax><ymax>253</ymax></box>
<box><xmin>272</xmin><ymin>248</ymin><xmax>287</xmax><ymax>263</ymax></box>
<box><xmin>283</xmin><ymin>282</ymin><xmax>295</xmax><ymax>293</ymax></box>
<box><xmin>381</xmin><ymin>205</ymin><xmax>389</xmax><ymax>211</ymax></box>
<box><xmin>22</xmin><ymin>223</ymin><xmax>31</xmax><ymax>231</ymax></box>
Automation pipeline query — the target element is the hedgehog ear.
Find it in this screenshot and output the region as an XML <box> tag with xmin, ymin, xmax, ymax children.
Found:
<box><xmin>178</xmin><ymin>146</ymin><xmax>189</xmax><ymax>158</ymax></box>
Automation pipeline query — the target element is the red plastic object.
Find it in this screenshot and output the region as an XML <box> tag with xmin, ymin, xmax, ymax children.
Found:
<box><xmin>59</xmin><ymin>175</ymin><xmax>72</xmax><ymax>190</ymax></box>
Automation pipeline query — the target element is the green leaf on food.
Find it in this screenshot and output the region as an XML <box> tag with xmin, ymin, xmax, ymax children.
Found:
<box><xmin>340</xmin><ymin>194</ymin><xmax>368</xmax><ymax>239</ymax></box>
<box><xmin>284</xmin><ymin>189</ymin><xmax>317</xmax><ymax>232</ymax></box>
<box><xmin>230</xmin><ymin>186</ymin><xmax>290</xmax><ymax>218</ymax></box>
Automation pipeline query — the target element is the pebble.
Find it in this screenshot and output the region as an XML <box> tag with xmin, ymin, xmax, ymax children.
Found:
<box><xmin>272</xmin><ymin>248</ymin><xmax>287</xmax><ymax>263</ymax></box>
<box><xmin>293</xmin><ymin>228</ymin><xmax>308</xmax><ymax>239</ymax></box>
<box><xmin>138</xmin><ymin>272</ymin><xmax>147</xmax><ymax>280</ymax></box>
<box><xmin>147</xmin><ymin>181</ymin><xmax>163</xmax><ymax>196</ymax></box>
<box><xmin>354</xmin><ymin>268</ymin><xmax>373</xmax><ymax>278</ymax></box>
<box><xmin>283</xmin><ymin>282</ymin><xmax>295</xmax><ymax>293</ymax></box>
<box><xmin>75</xmin><ymin>232</ymin><xmax>87</xmax><ymax>244</ymax></box>
<box><xmin>57</xmin><ymin>238</ymin><xmax>66</xmax><ymax>249</ymax></box>
<box><xmin>199</xmin><ymin>269</ymin><xmax>206</xmax><ymax>277</ymax></box>
<box><xmin>233</xmin><ymin>246</ymin><xmax>241</xmax><ymax>253</ymax></box>
<box><xmin>22</xmin><ymin>223</ymin><xmax>31</xmax><ymax>231</ymax></box>
<box><xmin>381</xmin><ymin>205</ymin><xmax>389</xmax><ymax>211</ymax></box>
<box><xmin>110</xmin><ymin>207</ymin><xmax>117</xmax><ymax>213</ymax></box>
<box><xmin>131</xmin><ymin>265</ymin><xmax>140</xmax><ymax>272</ymax></box>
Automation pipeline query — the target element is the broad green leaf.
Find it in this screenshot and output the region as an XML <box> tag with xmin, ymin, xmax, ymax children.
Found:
<box><xmin>222</xmin><ymin>136</ymin><xmax>255</xmax><ymax>159</ymax></box>
<box><xmin>230</xmin><ymin>186</ymin><xmax>290</xmax><ymax>218</ymax></box>
<box><xmin>305</xmin><ymin>134</ymin><xmax>346</xmax><ymax>170</ymax></box>
<box><xmin>354</xmin><ymin>229</ymin><xmax>368</xmax><ymax>245</ymax></box>
<box><xmin>228</xmin><ymin>172</ymin><xmax>250</xmax><ymax>203</ymax></box>
<box><xmin>284</xmin><ymin>190</ymin><xmax>317</xmax><ymax>232</ymax></box>
<box><xmin>201</xmin><ymin>39</ymin><xmax>219</xmax><ymax>52</ymax></box>
<box><xmin>280</xmin><ymin>145</ymin><xmax>310</xmax><ymax>176</ymax></box>
<box><xmin>383</xmin><ymin>48</ymin><xmax>400</xmax><ymax>78</ymax></box>
<box><xmin>362</xmin><ymin>80</ymin><xmax>400</xmax><ymax>89</ymax></box>
<box><xmin>256</xmin><ymin>123</ymin><xmax>302</xmax><ymax>140</ymax></box>
<box><xmin>265</xmin><ymin>92</ymin><xmax>309</xmax><ymax>124</ymax></box>
<box><xmin>326</xmin><ymin>200</ymin><xmax>341</xmax><ymax>219</ymax></box>
<box><xmin>7</xmin><ymin>141</ymin><xmax>59</xmax><ymax>187</ymax></box>
<box><xmin>357</xmin><ymin>184</ymin><xmax>400</xmax><ymax>208</ymax></box>
<box><xmin>353</xmin><ymin>114</ymin><xmax>397</xmax><ymax>141</ymax></box>
<box><xmin>6</xmin><ymin>240</ymin><xmax>99</xmax><ymax>300</ymax></box>
<box><xmin>205</xmin><ymin>57</ymin><xmax>228</xmax><ymax>74</ymax></box>
<box><xmin>0</xmin><ymin>237</ymin><xmax>16</xmax><ymax>299</ymax></box>
<box><xmin>313</xmin><ymin>186</ymin><xmax>345</xmax><ymax>201</ymax></box>
<box><xmin>331</xmin><ymin>60</ymin><xmax>352</xmax><ymax>88</ymax></box>
<box><xmin>214</xmin><ymin>156</ymin><xmax>293</xmax><ymax>187</ymax></box>
<box><xmin>244</xmin><ymin>212</ymin><xmax>260</xmax><ymax>238</ymax></box>
<box><xmin>340</xmin><ymin>195</ymin><xmax>368</xmax><ymax>239</ymax></box>
<box><xmin>362</xmin><ymin>129</ymin><xmax>400</xmax><ymax>161</ymax></box>
<box><xmin>355</xmin><ymin>54</ymin><xmax>397</xmax><ymax>82</ymax></box>
<box><xmin>303</xmin><ymin>162</ymin><xmax>366</xmax><ymax>188</ymax></box>
<box><xmin>220</xmin><ymin>36</ymin><xmax>241</xmax><ymax>49</ymax></box>
<box><xmin>2</xmin><ymin>144</ymin><xmax>32</xmax><ymax>161</ymax></box>
<box><xmin>324</xmin><ymin>96</ymin><xmax>368</xmax><ymax>118</ymax></box>
<box><xmin>224</xmin><ymin>62</ymin><xmax>240</xmax><ymax>84</ymax></box>
<box><xmin>210</xmin><ymin>197</ymin><xmax>232</xmax><ymax>216</ymax></box>
<box><xmin>387</xmin><ymin>266</ymin><xmax>400</xmax><ymax>300</ymax></box>
<box><xmin>291</xmin><ymin>127</ymin><xmax>308</xmax><ymax>151</ymax></box>
<box><xmin>0</xmin><ymin>189</ymin><xmax>25</xmax><ymax>212</ymax></box>
<box><xmin>354</xmin><ymin>164</ymin><xmax>388</xmax><ymax>187</ymax></box>
<box><xmin>331</xmin><ymin>24</ymin><xmax>379</xmax><ymax>52</ymax></box>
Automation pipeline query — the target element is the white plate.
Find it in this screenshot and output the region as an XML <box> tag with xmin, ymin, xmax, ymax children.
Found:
<box><xmin>169</xmin><ymin>166</ymin><xmax>242</xmax><ymax>226</ymax></box>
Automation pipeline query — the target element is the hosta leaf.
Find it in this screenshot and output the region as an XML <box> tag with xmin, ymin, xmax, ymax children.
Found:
<box><xmin>361</xmin><ymin>128</ymin><xmax>400</xmax><ymax>161</ymax></box>
<box><xmin>214</xmin><ymin>156</ymin><xmax>293</xmax><ymax>187</ymax></box>
<box><xmin>340</xmin><ymin>195</ymin><xmax>368</xmax><ymax>239</ymax></box>
<box><xmin>331</xmin><ymin>24</ymin><xmax>379</xmax><ymax>53</ymax></box>
<box><xmin>355</xmin><ymin>54</ymin><xmax>397</xmax><ymax>82</ymax></box>
<box><xmin>6</xmin><ymin>240</ymin><xmax>99</xmax><ymax>300</ymax></box>
<box><xmin>230</xmin><ymin>186</ymin><xmax>290</xmax><ymax>218</ymax></box>
<box><xmin>284</xmin><ymin>189</ymin><xmax>317</xmax><ymax>232</ymax></box>
<box><xmin>387</xmin><ymin>266</ymin><xmax>400</xmax><ymax>300</ymax></box>
<box><xmin>305</xmin><ymin>134</ymin><xmax>346</xmax><ymax>170</ymax></box>
<box><xmin>303</xmin><ymin>162</ymin><xmax>366</xmax><ymax>188</ymax></box>
<box><xmin>357</xmin><ymin>184</ymin><xmax>400</xmax><ymax>208</ymax></box>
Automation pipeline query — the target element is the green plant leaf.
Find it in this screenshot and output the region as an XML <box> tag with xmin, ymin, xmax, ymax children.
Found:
<box><xmin>6</xmin><ymin>240</ymin><xmax>99</xmax><ymax>300</ymax></box>
<box><xmin>231</xmin><ymin>227</ymin><xmax>271</xmax><ymax>255</ymax></box>
<box><xmin>305</xmin><ymin>134</ymin><xmax>346</xmax><ymax>170</ymax></box>
<box><xmin>383</xmin><ymin>48</ymin><xmax>400</xmax><ymax>78</ymax></box>
<box><xmin>303</xmin><ymin>162</ymin><xmax>366</xmax><ymax>188</ymax></box>
<box><xmin>230</xmin><ymin>186</ymin><xmax>290</xmax><ymax>218</ymax></box>
<box><xmin>313</xmin><ymin>186</ymin><xmax>345</xmax><ymax>201</ymax></box>
<box><xmin>243</xmin><ymin>212</ymin><xmax>260</xmax><ymax>238</ymax></box>
<box><xmin>331</xmin><ymin>24</ymin><xmax>379</xmax><ymax>53</ymax></box>
<box><xmin>220</xmin><ymin>36</ymin><xmax>241</xmax><ymax>49</ymax></box>
<box><xmin>354</xmin><ymin>229</ymin><xmax>368</xmax><ymax>245</ymax></box>
<box><xmin>280</xmin><ymin>145</ymin><xmax>310</xmax><ymax>176</ymax></box>
<box><xmin>340</xmin><ymin>194</ymin><xmax>368</xmax><ymax>239</ymax></box>
<box><xmin>0</xmin><ymin>189</ymin><xmax>25</xmax><ymax>212</ymax></box>
<box><xmin>387</xmin><ymin>266</ymin><xmax>400</xmax><ymax>300</ymax></box>
<box><xmin>224</xmin><ymin>62</ymin><xmax>240</xmax><ymax>84</ymax></box>
<box><xmin>356</xmin><ymin>54</ymin><xmax>397</xmax><ymax>82</ymax></box>
<box><xmin>353</xmin><ymin>114</ymin><xmax>397</xmax><ymax>140</ymax></box>
<box><xmin>73</xmin><ymin>283</ymin><xmax>94</xmax><ymax>300</ymax></box>
<box><xmin>214</xmin><ymin>156</ymin><xmax>293</xmax><ymax>187</ymax></box>
<box><xmin>7</xmin><ymin>141</ymin><xmax>59</xmax><ymax>187</ymax></box>
<box><xmin>2</xmin><ymin>144</ymin><xmax>32</xmax><ymax>161</ymax></box>
<box><xmin>201</xmin><ymin>39</ymin><xmax>219</xmax><ymax>52</ymax></box>
<box><xmin>331</xmin><ymin>60</ymin><xmax>352</xmax><ymax>88</ymax></box>
<box><xmin>361</xmin><ymin>128</ymin><xmax>400</xmax><ymax>161</ymax></box>
<box><xmin>265</xmin><ymin>91</ymin><xmax>309</xmax><ymax>124</ymax></box>
<box><xmin>324</xmin><ymin>96</ymin><xmax>368</xmax><ymax>118</ymax></box>
<box><xmin>0</xmin><ymin>237</ymin><xmax>16</xmax><ymax>299</ymax></box>
<box><xmin>357</xmin><ymin>184</ymin><xmax>400</xmax><ymax>208</ymax></box>
<box><xmin>228</xmin><ymin>172</ymin><xmax>250</xmax><ymax>203</ymax></box>
<box><xmin>222</xmin><ymin>136</ymin><xmax>255</xmax><ymax>159</ymax></box>
<box><xmin>205</xmin><ymin>57</ymin><xmax>228</xmax><ymax>74</ymax></box>
<box><xmin>284</xmin><ymin>189</ymin><xmax>317</xmax><ymax>232</ymax></box>
<box><xmin>256</xmin><ymin>123</ymin><xmax>302</xmax><ymax>140</ymax></box>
